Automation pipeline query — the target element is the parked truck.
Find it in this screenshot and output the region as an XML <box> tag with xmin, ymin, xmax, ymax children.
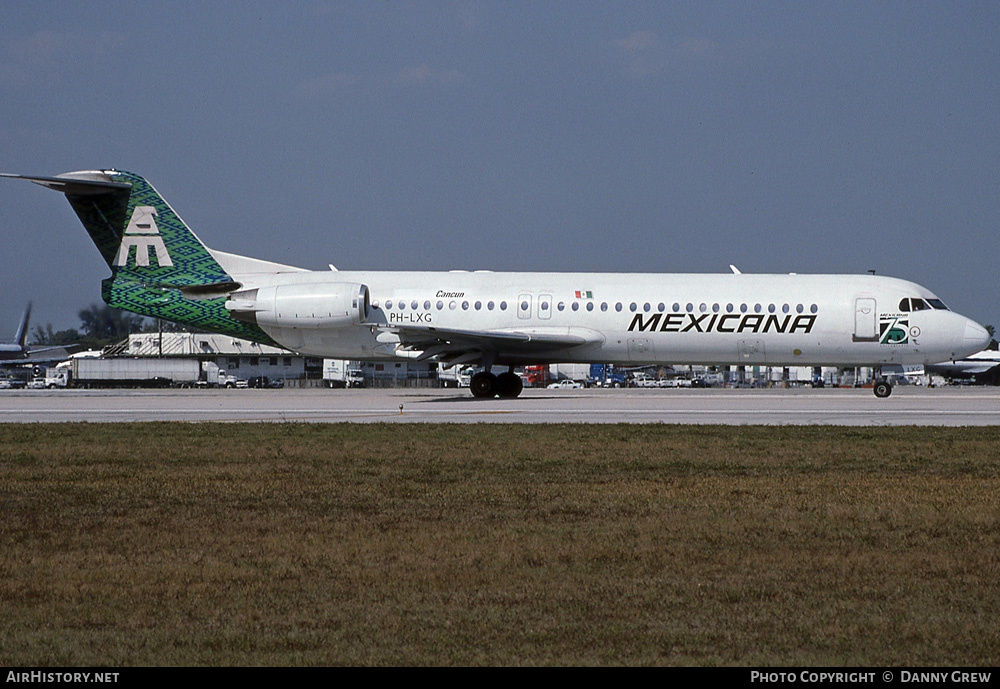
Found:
<box><xmin>588</xmin><ymin>363</ymin><xmax>627</xmax><ymax>388</ymax></box>
<box><xmin>323</xmin><ymin>359</ymin><xmax>365</xmax><ymax>388</ymax></box>
<box><xmin>437</xmin><ymin>364</ymin><xmax>474</xmax><ymax>388</ymax></box>
<box><xmin>200</xmin><ymin>362</ymin><xmax>247</xmax><ymax>388</ymax></box>
<box><xmin>48</xmin><ymin>357</ymin><xmax>202</xmax><ymax>388</ymax></box>
<box><xmin>522</xmin><ymin>365</ymin><xmax>550</xmax><ymax>387</ymax></box>
<box><xmin>548</xmin><ymin>363</ymin><xmax>592</xmax><ymax>384</ymax></box>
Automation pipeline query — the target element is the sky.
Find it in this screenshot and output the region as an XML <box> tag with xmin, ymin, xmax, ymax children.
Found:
<box><xmin>1</xmin><ymin>1</ymin><xmax>998</xmax><ymax>336</ymax></box>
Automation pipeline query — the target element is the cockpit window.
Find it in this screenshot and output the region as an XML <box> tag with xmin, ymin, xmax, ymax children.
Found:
<box><xmin>927</xmin><ymin>298</ymin><xmax>949</xmax><ymax>310</ymax></box>
<box><xmin>910</xmin><ymin>298</ymin><xmax>930</xmax><ymax>311</ymax></box>
<box><xmin>898</xmin><ymin>298</ymin><xmax>910</xmax><ymax>312</ymax></box>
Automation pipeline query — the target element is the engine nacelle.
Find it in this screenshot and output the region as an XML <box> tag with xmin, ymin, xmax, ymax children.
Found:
<box><xmin>226</xmin><ymin>282</ymin><xmax>369</xmax><ymax>329</ymax></box>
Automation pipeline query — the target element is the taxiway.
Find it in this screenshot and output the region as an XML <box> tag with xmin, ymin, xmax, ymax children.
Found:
<box><xmin>0</xmin><ymin>386</ymin><xmax>997</xmax><ymax>425</ymax></box>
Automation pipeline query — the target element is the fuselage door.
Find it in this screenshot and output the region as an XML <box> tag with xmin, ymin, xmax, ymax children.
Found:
<box><xmin>628</xmin><ymin>337</ymin><xmax>654</xmax><ymax>363</ymax></box>
<box><xmin>853</xmin><ymin>298</ymin><xmax>877</xmax><ymax>342</ymax></box>
<box><xmin>538</xmin><ymin>294</ymin><xmax>552</xmax><ymax>320</ymax></box>
<box><xmin>738</xmin><ymin>339</ymin><xmax>766</xmax><ymax>364</ymax></box>
<box><xmin>517</xmin><ymin>294</ymin><xmax>532</xmax><ymax>320</ymax></box>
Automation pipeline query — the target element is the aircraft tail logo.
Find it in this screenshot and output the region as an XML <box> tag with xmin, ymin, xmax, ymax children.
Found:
<box><xmin>116</xmin><ymin>206</ymin><xmax>173</xmax><ymax>267</ymax></box>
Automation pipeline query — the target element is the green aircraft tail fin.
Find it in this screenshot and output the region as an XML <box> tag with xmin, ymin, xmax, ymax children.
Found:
<box><xmin>4</xmin><ymin>170</ymin><xmax>275</xmax><ymax>344</ymax></box>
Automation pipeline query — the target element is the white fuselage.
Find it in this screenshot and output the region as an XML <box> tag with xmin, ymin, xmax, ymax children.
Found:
<box><xmin>231</xmin><ymin>269</ymin><xmax>989</xmax><ymax>368</ymax></box>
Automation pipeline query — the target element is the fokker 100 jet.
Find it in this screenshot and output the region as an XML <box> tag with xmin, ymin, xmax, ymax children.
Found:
<box><xmin>1</xmin><ymin>170</ymin><xmax>990</xmax><ymax>398</ymax></box>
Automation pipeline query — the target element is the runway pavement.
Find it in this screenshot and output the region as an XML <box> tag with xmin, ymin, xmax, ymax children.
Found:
<box><xmin>0</xmin><ymin>385</ymin><xmax>997</xmax><ymax>425</ymax></box>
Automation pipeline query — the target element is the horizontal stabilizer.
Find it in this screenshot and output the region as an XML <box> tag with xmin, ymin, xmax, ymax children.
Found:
<box><xmin>0</xmin><ymin>171</ymin><xmax>131</xmax><ymax>195</ymax></box>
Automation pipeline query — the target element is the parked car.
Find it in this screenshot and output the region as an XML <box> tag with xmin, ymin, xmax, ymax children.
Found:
<box><xmin>27</xmin><ymin>377</ymin><xmax>47</xmax><ymax>389</ymax></box>
<box><xmin>547</xmin><ymin>379</ymin><xmax>583</xmax><ymax>389</ymax></box>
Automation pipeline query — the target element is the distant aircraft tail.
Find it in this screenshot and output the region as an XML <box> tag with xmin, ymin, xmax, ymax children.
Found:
<box><xmin>2</xmin><ymin>170</ymin><xmax>276</xmax><ymax>344</ymax></box>
<box><xmin>14</xmin><ymin>303</ymin><xmax>31</xmax><ymax>349</ymax></box>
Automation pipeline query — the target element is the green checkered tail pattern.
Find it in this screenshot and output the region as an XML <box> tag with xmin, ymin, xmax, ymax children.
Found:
<box><xmin>64</xmin><ymin>170</ymin><xmax>277</xmax><ymax>345</ymax></box>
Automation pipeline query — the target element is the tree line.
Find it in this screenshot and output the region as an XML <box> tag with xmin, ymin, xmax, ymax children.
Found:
<box><xmin>30</xmin><ymin>304</ymin><xmax>191</xmax><ymax>350</ymax></box>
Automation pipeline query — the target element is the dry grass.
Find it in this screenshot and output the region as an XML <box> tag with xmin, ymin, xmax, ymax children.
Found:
<box><xmin>1</xmin><ymin>424</ymin><xmax>998</xmax><ymax>666</ymax></box>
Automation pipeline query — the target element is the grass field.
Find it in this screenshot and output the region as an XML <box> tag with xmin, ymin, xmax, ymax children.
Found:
<box><xmin>1</xmin><ymin>423</ymin><xmax>998</xmax><ymax>666</ymax></box>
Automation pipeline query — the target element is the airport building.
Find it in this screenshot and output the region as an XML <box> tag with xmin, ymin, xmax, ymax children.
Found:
<box><xmin>120</xmin><ymin>333</ymin><xmax>439</xmax><ymax>387</ymax></box>
<box><xmin>122</xmin><ymin>332</ymin><xmax>317</xmax><ymax>384</ymax></box>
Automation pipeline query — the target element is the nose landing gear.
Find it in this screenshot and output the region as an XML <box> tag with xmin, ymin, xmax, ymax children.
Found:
<box><xmin>873</xmin><ymin>379</ymin><xmax>892</xmax><ymax>398</ymax></box>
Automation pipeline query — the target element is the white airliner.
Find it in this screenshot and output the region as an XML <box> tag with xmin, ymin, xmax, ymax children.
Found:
<box><xmin>926</xmin><ymin>349</ymin><xmax>1000</xmax><ymax>384</ymax></box>
<box><xmin>1</xmin><ymin>170</ymin><xmax>990</xmax><ymax>398</ymax></box>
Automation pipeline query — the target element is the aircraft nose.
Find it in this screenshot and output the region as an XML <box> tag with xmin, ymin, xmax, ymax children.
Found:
<box><xmin>964</xmin><ymin>320</ymin><xmax>991</xmax><ymax>351</ymax></box>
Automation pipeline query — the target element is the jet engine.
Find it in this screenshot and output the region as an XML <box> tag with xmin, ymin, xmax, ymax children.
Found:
<box><xmin>226</xmin><ymin>283</ymin><xmax>369</xmax><ymax>329</ymax></box>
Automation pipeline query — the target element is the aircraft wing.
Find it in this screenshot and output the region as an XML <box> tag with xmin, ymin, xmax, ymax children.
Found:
<box><xmin>379</xmin><ymin>325</ymin><xmax>603</xmax><ymax>367</ymax></box>
<box><xmin>0</xmin><ymin>346</ymin><xmax>73</xmax><ymax>366</ymax></box>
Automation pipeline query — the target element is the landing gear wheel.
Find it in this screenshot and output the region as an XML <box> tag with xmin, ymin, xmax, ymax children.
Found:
<box><xmin>873</xmin><ymin>380</ymin><xmax>893</xmax><ymax>398</ymax></box>
<box><xmin>495</xmin><ymin>372</ymin><xmax>524</xmax><ymax>398</ymax></box>
<box><xmin>470</xmin><ymin>372</ymin><xmax>497</xmax><ymax>398</ymax></box>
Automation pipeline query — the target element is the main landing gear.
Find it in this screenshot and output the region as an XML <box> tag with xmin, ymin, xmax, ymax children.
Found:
<box><xmin>470</xmin><ymin>367</ymin><xmax>523</xmax><ymax>398</ymax></box>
